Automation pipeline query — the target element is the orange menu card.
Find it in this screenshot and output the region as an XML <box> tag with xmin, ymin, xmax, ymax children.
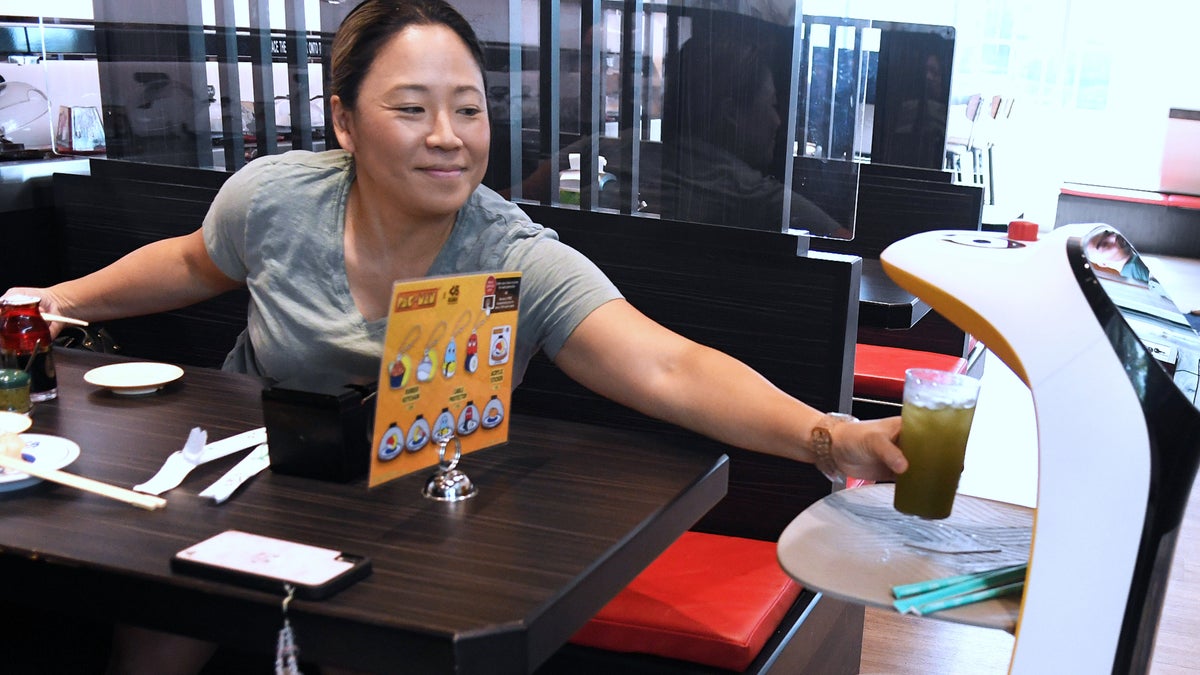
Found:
<box><xmin>368</xmin><ymin>272</ymin><xmax>521</xmax><ymax>487</ymax></box>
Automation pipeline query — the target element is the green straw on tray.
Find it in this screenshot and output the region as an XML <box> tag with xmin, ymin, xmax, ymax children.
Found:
<box><xmin>892</xmin><ymin>564</ymin><xmax>1027</xmax><ymax>615</ymax></box>
<box><xmin>910</xmin><ymin>581</ymin><xmax>1025</xmax><ymax>616</ymax></box>
<box><xmin>892</xmin><ymin>563</ymin><xmax>1027</xmax><ymax>598</ymax></box>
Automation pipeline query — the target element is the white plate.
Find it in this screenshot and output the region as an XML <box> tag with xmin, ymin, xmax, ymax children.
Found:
<box><xmin>0</xmin><ymin>433</ymin><xmax>82</xmax><ymax>492</ymax></box>
<box><xmin>84</xmin><ymin>362</ymin><xmax>184</xmax><ymax>395</ymax></box>
<box><xmin>0</xmin><ymin>411</ymin><xmax>32</xmax><ymax>434</ymax></box>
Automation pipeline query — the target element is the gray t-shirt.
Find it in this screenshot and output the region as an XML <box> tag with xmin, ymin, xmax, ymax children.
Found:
<box><xmin>203</xmin><ymin>150</ymin><xmax>621</xmax><ymax>385</ymax></box>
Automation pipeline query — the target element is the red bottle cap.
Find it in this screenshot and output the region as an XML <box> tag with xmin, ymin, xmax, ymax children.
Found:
<box><xmin>1008</xmin><ymin>220</ymin><xmax>1039</xmax><ymax>242</ymax></box>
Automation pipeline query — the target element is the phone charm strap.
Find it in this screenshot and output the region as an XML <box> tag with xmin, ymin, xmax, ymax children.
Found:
<box><xmin>276</xmin><ymin>584</ymin><xmax>303</xmax><ymax>675</ymax></box>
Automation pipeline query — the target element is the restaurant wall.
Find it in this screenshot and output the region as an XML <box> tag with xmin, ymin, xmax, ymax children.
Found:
<box><xmin>807</xmin><ymin>0</ymin><xmax>1200</xmax><ymax>223</ymax></box>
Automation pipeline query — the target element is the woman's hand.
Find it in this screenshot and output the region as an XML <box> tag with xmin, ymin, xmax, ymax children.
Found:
<box><xmin>2</xmin><ymin>287</ymin><xmax>72</xmax><ymax>337</ymax></box>
<box><xmin>831</xmin><ymin>416</ymin><xmax>906</xmax><ymax>482</ymax></box>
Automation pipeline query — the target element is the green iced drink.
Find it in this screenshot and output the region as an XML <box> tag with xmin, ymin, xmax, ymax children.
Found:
<box><xmin>893</xmin><ymin>369</ymin><xmax>980</xmax><ymax>519</ymax></box>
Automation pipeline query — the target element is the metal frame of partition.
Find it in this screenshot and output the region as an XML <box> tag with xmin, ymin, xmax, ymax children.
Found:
<box><xmin>528</xmin><ymin>0</ymin><xmax>650</xmax><ymax>215</ymax></box>
<box><xmin>798</xmin><ymin>15</ymin><xmax>870</xmax><ymax>163</ymax></box>
<box><xmin>213</xmin><ymin>0</ymin><xmax>245</xmax><ymax>170</ymax></box>
<box><xmin>537</xmin><ymin>0</ymin><xmax>561</xmax><ymax>206</ymax></box>
<box><xmin>614</xmin><ymin>0</ymin><xmax>644</xmax><ymax>215</ymax></box>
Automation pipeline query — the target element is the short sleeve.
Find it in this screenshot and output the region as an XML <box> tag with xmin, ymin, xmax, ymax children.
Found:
<box><xmin>203</xmin><ymin>156</ymin><xmax>277</xmax><ymax>281</ymax></box>
<box><xmin>507</xmin><ymin>234</ymin><xmax>622</xmax><ymax>359</ymax></box>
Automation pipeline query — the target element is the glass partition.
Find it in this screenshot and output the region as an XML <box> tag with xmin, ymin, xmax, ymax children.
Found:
<box><xmin>0</xmin><ymin>0</ymin><xmax>343</xmax><ymax>170</ymax></box>
<box><xmin>480</xmin><ymin>2</ymin><xmax>954</xmax><ymax>240</ymax></box>
<box><xmin>0</xmin><ymin>18</ymin><xmax>59</xmax><ymax>158</ymax></box>
<box><xmin>486</xmin><ymin>0</ymin><xmax>866</xmax><ymax>239</ymax></box>
<box><xmin>0</xmin><ymin>0</ymin><xmax>963</xmax><ymax>241</ymax></box>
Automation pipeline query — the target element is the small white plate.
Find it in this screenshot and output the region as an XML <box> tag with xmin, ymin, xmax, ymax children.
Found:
<box><xmin>84</xmin><ymin>362</ymin><xmax>184</xmax><ymax>395</ymax></box>
<box><xmin>0</xmin><ymin>411</ymin><xmax>32</xmax><ymax>434</ymax></box>
<box><xmin>0</xmin><ymin>433</ymin><xmax>82</xmax><ymax>492</ymax></box>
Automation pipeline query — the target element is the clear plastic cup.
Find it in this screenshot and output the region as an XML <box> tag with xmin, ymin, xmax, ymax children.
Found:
<box><xmin>893</xmin><ymin>368</ymin><xmax>981</xmax><ymax>519</ymax></box>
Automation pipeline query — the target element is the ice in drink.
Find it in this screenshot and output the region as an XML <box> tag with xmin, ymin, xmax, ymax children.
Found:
<box><xmin>893</xmin><ymin>368</ymin><xmax>979</xmax><ymax>519</ymax></box>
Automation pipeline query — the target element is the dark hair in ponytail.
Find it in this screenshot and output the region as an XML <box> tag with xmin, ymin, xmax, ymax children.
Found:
<box><xmin>330</xmin><ymin>0</ymin><xmax>487</xmax><ymax>111</ymax></box>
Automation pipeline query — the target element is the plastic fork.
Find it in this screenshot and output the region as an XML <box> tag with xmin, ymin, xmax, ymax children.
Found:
<box><xmin>133</xmin><ymin>427</ymin><xmax>207</xmax><ymax>495</ymax></box>
<box><xmin>133</xmin><ymin>426</ymin><xmax>269</xmax><ymax>496</ymax></box>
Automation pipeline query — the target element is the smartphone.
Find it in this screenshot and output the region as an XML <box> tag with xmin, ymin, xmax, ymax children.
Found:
<box><xmin>171</xmin><ymin>530</ymin><xmax>372</xmax><ymax>600</ymax></box>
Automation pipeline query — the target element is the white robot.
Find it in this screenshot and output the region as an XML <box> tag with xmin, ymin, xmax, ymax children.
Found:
<box><xmin>881</xmin><ymin>222</ymin><xmax>1200</xmax><ymax>674</ymax></box>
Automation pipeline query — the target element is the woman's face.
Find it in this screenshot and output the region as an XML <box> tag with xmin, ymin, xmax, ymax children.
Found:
<box><xmin>333</xmin><ymin>24</ymin><xmax>489</xmax><ymax>222</ymax></box>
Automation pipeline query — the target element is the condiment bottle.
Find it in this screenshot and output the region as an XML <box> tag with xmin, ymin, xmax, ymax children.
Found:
<box><xmin>0</xmin><ymin>295</ymin><xmax>57</xmax><ymax>402</ymax></box>
<box><xmin>0</xmin><ymin>368</ymin><xmax>32</xmax><ymax>413</ymax></box>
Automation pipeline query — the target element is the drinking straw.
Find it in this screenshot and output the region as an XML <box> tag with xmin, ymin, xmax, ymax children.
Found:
<box><xmin>892</xmin><ymin>564</ymin><xmax>1027</xmax><ymax>615</ymax></box>
<box><xmin>909</xmin><ymin>581</ymin><xmax>1025</xmax><ymax>616</ymax></box>
<box><xmin>892</xmin><ymin>563</ymin><xmax>1027</xmax><ymax>598</ymax></box>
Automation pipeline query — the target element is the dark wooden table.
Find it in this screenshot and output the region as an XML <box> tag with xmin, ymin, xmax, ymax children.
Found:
<box><xmin>0</xmin><ymin>350</ymin><xmax>728</xmax><ymax>673</ymax></box>
<box><xmin>859</xmin><ymin>258</ymin><xmax>933</xmax><ymax>329</ymax></box>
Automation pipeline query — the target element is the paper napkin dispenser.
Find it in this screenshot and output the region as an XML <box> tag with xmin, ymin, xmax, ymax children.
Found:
<box><xmin>881</xmin><ymin>223</ymin><xmax>1200</xmax><ymax>675</ymax></box>
<box><xmin>262</xmin><ymin>376</ymin><xmax>376</xmax><ymax>482</ymax></box>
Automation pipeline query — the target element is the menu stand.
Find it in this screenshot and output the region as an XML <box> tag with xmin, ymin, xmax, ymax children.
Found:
<box><xmin>422</xmin><ymin>436</ymin><xmax>478</xmax><ymax>502</ymax></box>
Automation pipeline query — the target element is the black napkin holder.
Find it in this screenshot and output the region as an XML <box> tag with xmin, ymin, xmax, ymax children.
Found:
<box><xmin>262</xmin><ymin>376</ymin><xmax>377</xmax><ymax>482</ymax></box>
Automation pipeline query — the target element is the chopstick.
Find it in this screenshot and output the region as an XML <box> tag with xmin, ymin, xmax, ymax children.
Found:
<box><xmin>0</xmin><ymin>454</ymin><xmax>166</xmax><ymax>511</ymax></box>
<box><xmin>42</xmin><ymin>313</ymin><xmax>89</xmax><ymax>327</ymax></box>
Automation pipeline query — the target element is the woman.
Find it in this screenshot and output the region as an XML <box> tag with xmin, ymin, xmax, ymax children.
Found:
<box><xmin>9</xmin><ymin>1</ymin><xmax>905</xmax><ymax>671</ymax></box>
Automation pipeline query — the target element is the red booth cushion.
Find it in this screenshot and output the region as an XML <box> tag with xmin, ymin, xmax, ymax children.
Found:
<box><xmin>854</xmin><ymin>343</ymin><xmax>968</xmax><ymax>401</ymax></box>
<box><xmin>568</xmin><ymin>531</ymin><xmax>802</xmax><ymax>671</ymax></box>
<box><xmin>1059</xmin><ymin>185</ymin><xmax>1200</xmax><ymax>211</ymax></box>
<box><xmin>1059</xmin><ymin>185</ymin><xmax>1169</xmax><ymax>206</ymax></box>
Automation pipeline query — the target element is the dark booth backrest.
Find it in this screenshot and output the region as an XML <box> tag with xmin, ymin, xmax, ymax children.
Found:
<box><xmin>807</xmin><ymin>161</ymin><xmax>985</xmax><ymax>360</ymax></box>
<box><xmin>809</xmin><ymin>161</ymin><xmax>984</xmax><ymax>260</ymax></box>
<box><xmin>52</xmin><ymin>159</ymin><xmax>245</xmax><ymax>368</ymax></box>
<box><xmin>516</xmin><ymin>205</ymin><xmax>861</xmax><ymax>540</ymax></box>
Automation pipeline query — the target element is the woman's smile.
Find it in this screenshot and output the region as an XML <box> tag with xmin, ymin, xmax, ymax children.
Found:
<box><xmin>421</xmin><ymin>165</ymin><xmax>467</xmax><ymax>178</ymax></box>
<box><xmin>332</xmin><ymin>23</ymin><xmax>490</xmax><ymax>224</ymax></box>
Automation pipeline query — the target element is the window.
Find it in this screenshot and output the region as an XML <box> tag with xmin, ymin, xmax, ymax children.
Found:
<box><xmin>0</xmin><ymin>0</ymin><xmax>332</xmax><ymax>170</ymax></box>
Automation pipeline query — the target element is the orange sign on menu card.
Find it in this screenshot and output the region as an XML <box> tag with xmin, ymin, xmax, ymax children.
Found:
<box><xmin>368</xmin><ymin>271</ymin><xmax>521</xmax><ymax>488</ymax></box>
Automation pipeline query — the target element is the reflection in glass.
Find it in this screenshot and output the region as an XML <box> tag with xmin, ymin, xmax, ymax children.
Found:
<box><xmin>1085</xmin><ymin>229</ymin><xmax>1151</xmax><ymax>284</ymax></box>
<box><xmin>1081</xmin><ymin>226</ymin><xmax>1200</xmax><ymax>406</ymax></box>
<box><xmin>868</xmin><ymin>25</ymin><xmax>955</xmax><ymax>171</ymax></box>
<box><xmin>0</xmin><ymin>3</ymin><xmax>336</xmax><ymax>169</ymax></box>
<box><xmin>491</xmin><ymin>4</ymin><xmax>968</xmax><ymax>242</ymax></box>
<box><xmin>494</xmin><ymin>3</ymin><xmax>861</xmax><ymax>238</ymax></box>
<box><xmin>647</xmin><ymin>33</ymin><xmax>846</xmax><ymax>236</ymax></box>
<box><xmin>0</xmin><ymin>75</ymin><xmax>51</xmax><ymax>158</ymax></box>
